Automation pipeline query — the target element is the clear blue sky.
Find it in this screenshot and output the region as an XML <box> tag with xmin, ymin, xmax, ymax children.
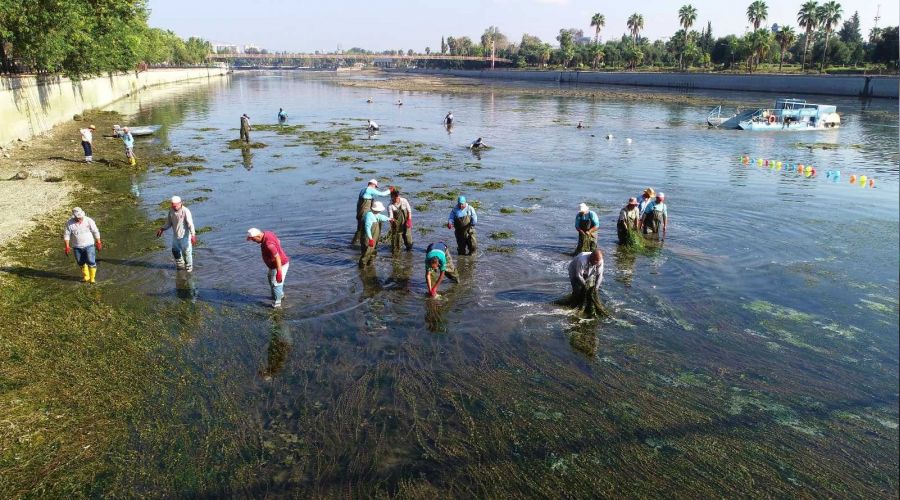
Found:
<box><xmin>148</xmin><ymin>0</ymin><xmax>898</xmax><ymax>52</ymax></box>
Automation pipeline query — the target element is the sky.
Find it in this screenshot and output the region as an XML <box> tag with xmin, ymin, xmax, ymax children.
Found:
<box><xmin>148</xmin><ymin>0</ymin><xmax>899</xmax><ymax>52</ymax></box>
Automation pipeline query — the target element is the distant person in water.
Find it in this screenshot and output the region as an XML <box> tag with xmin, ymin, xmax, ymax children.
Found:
<box><xmin>577</xmin><ymin>121</ymin><xmax>584</xmax><ymax>129</ymax></box>
<box><xmin>64</xmin><ymin>207</ymin><xmax>102</xmax><ymax>283</ymax></box>
<box><xmin>447</xmin><ymin>195</ymin><xmax>478</xmax><ymax>256</ymax></box>
<box><xmin>470</xmin><ymin>137</ymin><xmax>487</xmax><ymax>149</ymax></box>
<box><xmin>367</xmin><ymin>119</ymin><xmax>379</xmax><ymax>132</ymax></box>
<box><xmin>396</xmin><ymin>98</ymin><xmax>403</xmax><ymax>105</ymax></box>
<box><xmin>444</xmin><ymin>111</ymin><xmax>454</xmax><ymax>126</ymax></box>
<box><xmin>640</xmin><ymin>192</ymin><xmax>668</xmax><ymax>239</ymax></box>
<box><xmin>121</xmin><ymin>126</ymin><xmax>136</xmax><ymax>166</ymax></box>
<box><xmin>638</xmin><ymin>187</ymin><xmax>655</xmax><ymax>214</ymax></box>
<box><xmin>388</xmin><ymin>189</ymin><xmax>414</xmax><ymax>251</ymax></box>
<box><xmin>366</xmin><ymin>97</ymin><xmax>373</xmax><ymax>103</ymax></box>
<box><xmin>574</xmin><ymin>203</ymin><xmax>599</xmax><ymax>254</ymax></box>
<box><xmin>278</xmin><ymin>108</ymin><xmax>287</xmax><ymax>121</ymax></box>
<box><xmin>352</xmin><ymin>179</ymin><xmax>392</xmax><ymax>245</ymax></box>
<box><xmin>617</xmin><ymin>197</ymin><xmax>641</xmax><ymax>244</ymax></box>
<box><xmin>359</xmin><ymin>201</ymin><xmax>392</xmax><ymax>267</ymax></box>
<box><xmin>240</xmin><ymin>114</ymin><xmax>252</xmax><ymax>142</ymax></box>
<box><xmin>247</xmin><ymin>227</ymin><xmax>289</xmax><ymax>308</ymax></box>
<box><xmin>425</xmin><ymin>242</ymin><xmax>458</xmax><ymax>297</ymax></box>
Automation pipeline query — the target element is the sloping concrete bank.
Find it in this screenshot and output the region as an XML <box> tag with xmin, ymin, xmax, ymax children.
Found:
<box><xmin>402</xmin><ymin>69</ymin><xmax>899</xmax><ymax>99</ymax></box>
<box><xmin>1</xmin><ymin>67</ymin><xmax>227</xmax><ymax>146</ymax></box>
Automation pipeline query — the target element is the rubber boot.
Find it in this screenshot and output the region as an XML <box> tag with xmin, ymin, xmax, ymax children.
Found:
<box><xmin>81</xmin><ymin>264</ymin><xmax>90</xmax><ymax>282</ymax></box>
<box><xmin>88</xmin><ymin>267</ymin><xmax>97</xmax><ymax>283</ymax></box>
<box><xmin>129</xmin><ymin>157</ymin><xmax>136</xmax><ymax>166</ymax></box>
<box><xmin>175</xmin><ymin>258</ymin><xmax>186</xmax><ymax>270</ymax></box>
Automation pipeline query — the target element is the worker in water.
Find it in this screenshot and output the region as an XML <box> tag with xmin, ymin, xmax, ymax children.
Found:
<box><xmin>576</xmin><ymin>121</ymin><xmax>584</xmax><ymax>129</ymax></box>
<box><xmin>617</xmin><ymin>197</ymin><xmax>641</xmax><ymax>244</ymax></box>
<box><xmin>444</xmin><ymin>111</ymin><xmax>454</xmax><ymax>126</ymax></box>
<box><xmin>639</xmin><ymin>192</ymin><xmax>668</xmax><ymax>238</ymax></box>
<box><xmin>638</xmin><ymin>187</ymin><xmax>655</xmax><ymax>213</ymax></box>
<box><xmin>470</xmin><ymin>137</ymin><xmax>487</xmax><ymax>149</ymax></box>
<box><xmin>63</xmin><ymin>207</ymin><xmax>102</xmax><ymax>283</ymax></box>
<box><xmin>396</xmin><ymin>98</ymin><xmax>403</xmax><ymax>105</ymax></box>
<box><xmin>240</xmin><ymin>113</ymin><xmax>252</xmax><ymax>142</ymax></box>
<box><xmin>425</xmin><ymin>242</ymin><xmax>458</xmax><ymax>297</ymax></box>
<box><xmin>79</xmin><ymin>125</ymin><xmax>96</xmax><ymax>163</ymax></box>
<box><xmin>246</xmin><ymin>227</ymin><xmax>290</xmax><ymax>308</ymax></box>
<box><xmin>447</xmin><ymin>195</ymin><xmax>478</xmax><ymax>256</ymax></box>
<box><xmin>574</xmin><ymin>202</ymin><xmax>600</xmax><ymax>254</ymax></box>
<box><xmin>367</xmin><ymin>119</ymin><xmax>379</xmax><ymax>132</ymax></box>
<box><xmin>352</xmin><ymin>179</ymin><xmax>392</xmax><ymax>245</ymax></box>
<box><xmin>155</xmin><ymin>195</ymin><xmax>197</xmax><ymax>272</ymax></box>
<box><xmin>121</xmin><ymin>126</ymin><xmax>136</xmax><ymax>166</ymax></box>
<box><xmin>568</xmin><ymin>249</ymin><xmax>604</xmax><ymax>298</ymax></box>
<box><xmin>388</xmin><ymin>189</ymin><xmax>413</xmax><ymax>251</ymax></box>
<box><xmin>359</xmin><ymin>201</ymin><xmax>391</xmax><ymax>267</ymax></box>
<box><xmin>278</xmin><ymin>108</ymin><xmax>287</xmax><ymax>121</ymax></box>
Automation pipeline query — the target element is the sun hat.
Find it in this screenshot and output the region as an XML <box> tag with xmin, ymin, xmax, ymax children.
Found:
<box><xmin>643</xmin><ymin>187</ymin><xmax>655</xmax><ymax>197</ymax></box>
<box><xmin>247</xmin><ymin>228</ymin><xmax>263</xmax><ymax>238</ymax></box>
<box><xmin>372</xmin><ymin>201</ymin><xmax>385</xmax><ymax>212</ymax></box>
<box><xmin>578</xmin><ymin>203</ymin><xmax>589</xmax><ymax>213</ymax></box>
<box><xmin>171</xmin><ymin>195</ymin><xmax>182</xmax><ymax>204</ymax></box>
<box><xmin>88</xmin><ymin>125</ymin><xmax>96</xmax><ymax>130</ymax></box>
<box><xmin>72</xmin><ymin>207</ymin><xmax>85</xmax><ymax>218</ymax></box>
<box><xmin>657</xmin><ymin>192</ymin><xmax>665</xmax><ymax>200</ymax></box>
<box><xmin>368</xmin><ymin>179</ymin><xmax>378</xmax><ymax>186</ymax></box>
<box><xmin>627</xmin><ymin>197</ymin><xmax>638</xmax><ymax>205</ymax></box>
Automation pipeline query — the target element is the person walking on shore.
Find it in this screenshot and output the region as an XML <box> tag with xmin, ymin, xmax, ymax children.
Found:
<box><xmin>388</xmin><ymin>189</ymin><xmax>414</xmax><ymax>252</ymax></box>
<box><xmin>574</xmin><ymin>202</ymin><xmax>600</xmax><ymax>254</ymax></box>
<box><xmin>359</xmin><ymin>201</ymin><xmax>391</xmax><ymax>267</ymax></box>
<box><xmin>121</xmin><ymin>127</ymin><xmax>136</xmax><ymax>166</ymax></box>
<box><xmin>247</xmin><ymin>228</ymin><xmax>290</xmax><ymax>308</ymax></box>
<box><xmin>352</xmin><ymin>179</ymin><xmax>392</xmax><ymax>245</ymax></box>
<box><xmin>425</xmin><ymin>242</ymin><xmax>458</xmax><ymax>297</ymax></box>
<box><xmin>79</xmin><ymin>125</ymin><xmax>96</xmax><ymax>163</ymax></box>
<box><xmin>155</xmin><ymin>196</ymin><xmax>197</xmax><ymax>272</ymax></box>
<box><xmin>240</xmin><ymin>114</ymin><xmax>252</xmax><ymax>143</ymax></box>
<box><xmin>447</xmin><ymin>195</ymin><xmax>477</xmax><ymax>256</ymax></box>
<box><xmin>63</xmin><ymin>207</ymin><xmax>102</xmax><ymax>283</ymax></box>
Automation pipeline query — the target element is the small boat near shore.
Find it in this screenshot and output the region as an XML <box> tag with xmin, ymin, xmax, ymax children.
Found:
<box><xmin>112</xmin><ymin>124</ymin><xmax>161</xmax><ymax>137</ymax></box>
<box><xmin>707</xmin><ymin>98</ymin><xmax>840</xmax><ymax>131</ymax></box>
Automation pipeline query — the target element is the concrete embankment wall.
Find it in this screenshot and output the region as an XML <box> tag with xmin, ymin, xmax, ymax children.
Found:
<box><xmin>404</xmin><ymin>69</ymin><xmax>899</xmax><ymax>99</ymax></box>
<box><xmin>1</xmin><ymin>67</ymin><xmax>227</xmax><ymax>146</ymax></box>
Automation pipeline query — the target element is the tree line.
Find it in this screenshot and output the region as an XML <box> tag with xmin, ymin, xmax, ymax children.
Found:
<box><xmin>0</xmin><ymin>0</ymin><xmax>211</xmax><ymax>77</ymax></box>
<box><xmin>435</xmin><ymin>1</ymin><xmax>897</xmax><ymax>73</ymax></box>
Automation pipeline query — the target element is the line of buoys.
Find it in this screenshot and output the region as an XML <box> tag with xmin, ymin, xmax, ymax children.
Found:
<box><xmin>739</xmin><ymin>156</ymin><xmax>875</xmax><ymax>187</ymax></box>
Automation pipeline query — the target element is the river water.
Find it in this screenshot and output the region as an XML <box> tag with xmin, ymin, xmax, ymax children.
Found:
<box><xmin>102</xmin><ymin>72</ymin><xmax>897</xmax><ymax>495</ymax></box>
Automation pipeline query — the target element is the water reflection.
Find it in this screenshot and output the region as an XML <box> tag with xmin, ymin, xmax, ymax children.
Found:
<box><xmin>568</xmin><ymin>321</ymin><xmax>599</xmax><ymax>358</ymax></box>
<box><xmin>241</xmin><ymin>148</ymin><xmax>253</xmax><ymax>170</ymax></box>
<box><xmin>613</xmin><ymin>246</ymin><xmax>637</xmax><ymax>287</ymax></box>
<box><xmin>260</xmin><ymin>312</ymin><xmax>292</xmax><ymax>380</ymax></box>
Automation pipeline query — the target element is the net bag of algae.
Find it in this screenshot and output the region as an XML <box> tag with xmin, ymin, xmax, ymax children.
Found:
<box><xmin>622</xmin><ymin>228</ymin><xmax>645</xmax><ymax>249</ymax></box>
<box><xmin>556</xmin><ymin>284</ymin><xmax>609</xmax><ymax>319</ymax></box>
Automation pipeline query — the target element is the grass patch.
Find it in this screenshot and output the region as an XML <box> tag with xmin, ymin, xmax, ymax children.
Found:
<box><xmin>499</xmin><ymin>207</ymin><xmax>516</xmax><ymax>214</ymax></box>
<box><xmin>490</xmin><ymin>231</ymin><xmax>513</xmax><ymax>240</ymax></box>
<box><xmin>167</xmin><ymin>168</ymin><xmax>191</xmax><ymax>177</ymax></box>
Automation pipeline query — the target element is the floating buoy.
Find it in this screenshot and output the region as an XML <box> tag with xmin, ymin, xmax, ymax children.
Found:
<box><xmin>626</xmin><ymin>138</ymin><xmax>632</xmax><ymax>144</ymax></box>
<box><xmin>869</xmin><ymin>178</ymin><xmax>875</xmax><ymax>188</ymax></box>
<box><xmin>849</xmin><ymin>175</ymin><xmax>857</xmax><ymax>183</ymax></box>
<box><xmin>764</xmin><ymin>159</ymin><xmax>769</xmax><ymax>166</ymax></box>
<box><xmin>810</xmin><ymin>167</ymin><xmax>816</xmax><ymax>176</ymax></box>
<box><xmin>859</xmin><ymin>175</ymin><xmax>867</xmax><ymax>185</ymax></box>
<box><xmin>798</xmin><ymin>164</ymin><xmax>804</xmax><ymax>172</ymax></box>
<box><xmin>757</xmin><ymin>158</ymin><xmax>763</xmax><ymax>165</ymax></box>
<box><xmin>606</xmin><ymin>134</ymin><xmax>613</xmax><ymax>140</ymax></box>
<box><xmin>776</xmin><ymin>161</ymin><xmax>782</xmax><ymax>168</ymax></box>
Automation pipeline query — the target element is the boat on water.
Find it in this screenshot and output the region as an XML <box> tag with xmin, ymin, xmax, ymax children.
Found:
<box><xmin>707</xmin><ymin>98</ymin><xmax>840</xmax><ymax>131</ymax></box>
<box><xmin>112</xmin><ymin>124</ymin><xmax>161</xmax><ymax>137</ymax></box>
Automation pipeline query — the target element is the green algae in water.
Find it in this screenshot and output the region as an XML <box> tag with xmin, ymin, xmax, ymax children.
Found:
<box><xmin>398</xmin><ymin>172</ymin><xmax>423</xmax><ymax>178</ymax></box>
<box><xmin>521</xmin><ymin>208</ymin><xmax>534</xmax><ymax>214</ymax></box>
<box><xmin>487</xmin><ymin>246</ymin><xmax>514</xmax><ymax>253</ymax></box>
<box><xmin>196</xmin><ymin>226</ymin><xmax>214</xmax><ymax>234</ymax></box>
<box><xmin>189</xmin><ymin>196</ymin><xmax>209</xmax><ymax>204</ymax></box>
<box><xmin>269</xmin><ymin>166</ymin><xmax>297</xmax><ymax>173</ymax></box>
<box><xmin>167</xmin><ymin>168</ymin><xmax>192</xmax><ymax>177</ymax></box>
<box><xmin>745</xmin><ymin>300</ymin><xmax>814</xmax><ymax>322</ymax></box>
<box><xmin>858</xmin><ymin>298</ymin><xmax>896</xmax><ymax>315</ymax></box>
<box><xmin>463</xmin><ymin>180</ymin><xmax>504</xmax><ymax>190</ymax></box>
<box><xmin>489</xmin><ymin>231</ymin><xmax>513</xmax><ymax>240</ymax></box>
<box><xmin>185</xmin><ymin>165</ymin><xmax>206</xmax><ymax>172</ymax></box>
<box><xmin>416</xmin><ymin>227</ymin><xmax>434</xmax><ymax>236</ymax></box>
<box><xmin>197</xmin><ymin>127</ymin><xmax>218</xmax><ymax>132</ymax></box>
<box><xmin>499</xmin><ymin>207</ymin><xmax>516</xmax><ymax>214</ymax></box>
<box><xmin>414</xmin><ymin>203</ymin><xmax>430</xmax><ymax>212</ymax></box>
<box><xmin>227</xmin><ymin>140</ymin><xmax>267</xmax><ymax>149</ymax></box>
<box><xmin>305</xmin><ymin>179</ymin><xmax>319</xmax><ymax>185</ymax></box>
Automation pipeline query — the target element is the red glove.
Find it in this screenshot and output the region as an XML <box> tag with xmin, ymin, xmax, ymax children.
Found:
<box><xmin>447</xmin><ymin>222</ymin><xmax>453</xmax><ymax>229</ymax></box>
<box><xmin>368</xmin><ymin>238</ymin><xmax>375</xmax><ymax>247</ymax></box>
<box><xmin>429</xmin><ymin>288</ymin><xmax>436</xmax><ymax>297</ymax></box>
<box><xmin>275</xmin><ymin>269</ymin><xmax>283</xmax><ymax>283</ymax></box>
<box><xmin>95</xmin><ymin>240</ymin><xmax>102</xmax><ymax>252</ymax></box>
<box><xmin>64</xmin><ymin>246</ymin><xmax>70</xmax><ymax>256</ymax></box>
<box><xmin>190</xmin><ymin>235</ymin><xmax>197</xmax><ymax>245</ymax></box>
<box><xmin>406</xmin><ymin>218</ymin><xmax>412</xmax><ymax>229</ymax></box>
<box><xmin>155</xmin><ymin>228</ymin><xmax>163</xmax><ymax>237</ymax></box>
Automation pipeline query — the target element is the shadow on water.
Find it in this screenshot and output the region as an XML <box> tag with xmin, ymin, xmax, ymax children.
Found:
<box><xmin>0</xmin><ymin>265</ymin><xmax>83</xmax><ymax>282</ymax></box>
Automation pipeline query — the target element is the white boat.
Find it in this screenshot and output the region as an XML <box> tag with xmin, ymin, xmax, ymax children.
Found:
<box><xmin>112</xmin><ymin>124</ymin><xmax>161</xmax><ymax>137</ymax></box>
<box><xmin>707</xmin><ymin>99</ymin><xmax>840</xmax><ymax>131</ymax></box>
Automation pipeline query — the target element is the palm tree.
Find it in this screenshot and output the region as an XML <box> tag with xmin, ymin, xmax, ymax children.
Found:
<box><xmin>627</xmin><ymin>13</ymin><xmax>644</xmax><ymax>46</ymax></box>
<box><xmin>590</xmin><ymin>13</ymin><xmax>606</xmax><ymax>44</ymax></box>
<box><xmin>817</xmin><ymin>1</ymin><xmax>842</xmax><ymax>70</ymax></box>
<box><xmin>747</xmin><ymin>28</ymin><xmax>773</xmax><ymax>71</ymax></box>
<box><xmin>774</xmin><ymin>25</ymin><xmax>796</xmax><ymax>71</ymax></box>
<box><xmin>678</xmin><ymin>5</ymin><xmax>698</xmax><ymax>69</ymax></box>
<box><xmin>797</xmin><ymin>1</ymin><xmax>818</xmax><ymax>70</ymax></box>
<box><xmin>746</xmin><ymin>0</ymin><xmax>768</xmax><ymax>30</ymax></box>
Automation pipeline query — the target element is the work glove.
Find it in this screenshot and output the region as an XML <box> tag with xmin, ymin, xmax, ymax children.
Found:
<box><xmin>447</xmin><ymin>222</ymin><xmax>453</xmax><ymax>229</ymax></box>
<box><xmin>156</xmin><ymin>228</ymin><xmax>163</xmax><ymax>237</ymax></box>
<box><xmin>95</xmin><ymin>240</ymin><xmax>103</xmax><ymax>252</ymax></box>
<box><xmin>64</xmin><ymin>245</ymin><xmax>70</xmax><ymax>256</ymax></box>
<box><xmin>190</xmin><ymin>235</ymin><xmax>197</xmax><ymax>245</ymax></box>
<box><xmin>406</xmin><ymin>218</ymin><xmax>412</xmax><ymax>229</ymax></box>
<box><xmin>275</xmin><ymin>269</ymin><xmax>283</xmax><ymax>283</ymax></box>
<box><xmin>429</xmin><ymin>288</ymin><xmax>436</xmax><ymax>297</ymax></box>
<box><xmin>368</xmin><ymin>239</ymin><xmax>375</xmax><ymax>248</ymax></box>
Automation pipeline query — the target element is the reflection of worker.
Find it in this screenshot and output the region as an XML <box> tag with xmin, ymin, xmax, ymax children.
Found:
<box><xmin>359</xmin><ymin>201</ymin><xmax>391</xmax><ymax>267</ymax></box>
<box><xmin>568</xmin><ymin>249</ymin><xmax>604</xmax><ymax>297</ymax></box>
<box><xmin>574</xmin><ymin>203</ymin><xmax>599</xmax><ymax>254</ymax></box>
<box><xmin>240</xmin><ymin>114</ymin><xmax>251</xmax><ymax>142</ymax></box>
<box><xmin>425</xmin><ymin>242</ymin><xmax>458</xmax><ymax>297</ymax></box>
<box><xmin>63</xmin><ymin>207</ymin><xmax>102</xmax><ymax>283</ymax></box>
<box><xmin>447</xmin><ymin>195</ymin><xmax>477</xmax><ymax>256</ymax></box>
<box><xmin>260</xmin><ymin>315</ymin><xmax>292</xmax><ymax>381</ymax></box>
<box><xmin>388</xmin><ymin>189</ymin><xmax>413</xmax><ymax>251</ymax></box>
<box><xmin>247</xmin><ymin>228</ymin><xmax>290</xmax><ymax>308</ymax></box>
<box><xmin>352</xmin><ymin>179</ymin><xmax>392</xmax><ymax>245</ymax></box>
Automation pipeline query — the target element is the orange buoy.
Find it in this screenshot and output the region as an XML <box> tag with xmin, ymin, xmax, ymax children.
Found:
<box><xmin>869</xmin><ymin>178</ymin><xmax>875</xmax><ymax>188</ymax></box>
<box><xmin>849</xmin><ymin>175</ymin><xmax>857</xmax><ymax>183</ymax></box>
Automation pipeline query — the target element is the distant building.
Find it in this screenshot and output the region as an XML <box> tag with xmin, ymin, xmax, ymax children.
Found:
<box><xmin>212</xmin><ymin>43</ymin><xmax>239</xmax><ymax>54</ymax></box>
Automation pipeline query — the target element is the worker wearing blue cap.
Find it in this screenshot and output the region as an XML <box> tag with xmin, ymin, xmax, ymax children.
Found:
<box><xmin>447</xmin><ymin>195</ymin><xmax>478</xmax><ymax>256</ymax></box>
